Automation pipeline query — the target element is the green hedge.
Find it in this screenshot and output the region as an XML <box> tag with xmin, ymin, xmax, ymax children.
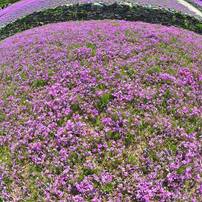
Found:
<box><xmin>0</xmin><ymin>3</ymin><xmax>202</xmax><ymax>41</ymax></box>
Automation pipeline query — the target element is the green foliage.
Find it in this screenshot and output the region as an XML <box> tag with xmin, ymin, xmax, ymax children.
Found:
<box><xmin>29</xmin><ymin>164</ymin><xmax>43</xmax><ymax>173</ymax></box>
<box><xmin>177</xmin><ymin>164</ymin><xmax>190</xmax><ymax>174</ymax></box>
<box><xmin>125</xmin><ymin>133</ymin><xmax>135</xmax><ymax>146</ymax></box>
<box><xmin>0</xmin><ymin>146</ymin><xmax>11</xmax><ymax>165</ymax></box>
<box><xmin>160</xmin><ymin>89</ymin><xmax>172</xmax><ymax>113</ymax></box>
<box><xmin>165</xmin><ymin>139</ymin><xmax>177</xmax><ymax>153</ymax></box>
<box><xmin>164</xmin><ymin>88</ymin><xmax>171</xmax><ymax>99</ymax></box>
<box><xmin>71</xmin><ymin>103</ymin><xmax>81</xmax><ymax>113</ymax></box>
<box><xmin>186</xmin><ymin>118</ymin><xmax>201</xmax><ymax>134</ymax></box>
<box><xmin>107</xmin><ymin>131</ymin><xmax>121</xmax><ymax>140</ymax></box>
<box><xmin>3</xmin><ymin>176</ymin><xmax>12</xmax><ymax>186</ymax></box>
<box><xmin>67</xmin><ymin>82</ymin><xmax>75</xmax><ymax>90</ymax></box>
<box><xmin>121</xmin><ymin>65</ymin><xmax>137</xmax><ymax>78</ymax></box>
<box><xmin>68</xmin><ymin>152</ymin><xmax>84</xmax><ymax>165</ymax></box>
<box><xmin>0</xmin><ymin>130</ymin><xmax>6</xmax><ymax>136</ymax></box>
<box><xmin>26</xmin><ymin>164</ymin><xmax>43</xmax><ymax>201</ymax></box>
<box><xmin>86</xmin><ymin>42</ymin><xmax>97</xmax><ymax>56</ymax></box>
<box><xmin>196</xmin><ymin>23</ymin><xmax>202</xmax><ymax>30</ymax></box>
<box><xmin>102</xmin><ymin>153</ymin><xmax>122</xmax><ymax>170</ymax></box>
<box><xmin>57</xmin><ymin>114</ymin><xmax>72</xmax><ymax>126</ymax></box>
<box><xmin>137</xmin><ymin>120</ymin><xmax>155</xmax><ymax>136</ymax></box>
<box><xmin>128</xmin><ymin>154</ymin><xmax>138</xmax><ymax>165</ymax></box>
<box><xmin>79</xmin><ymin>168</ymin><xmax>98</xmax><ymax>181</ymax></box>
<box><xmin>97</xmin><ymin>84</ymin><xmax>106</xmax><ymax>90</ymax></box>
<box><xmin>0</xmin><ymin>112</ymin><xmax>6</xmax><ymax>122</ymax></box>
<box><xmin>3</xmin><ymin>84</ymin><xmax>16</xmax><ymax>99</ymax></box>
<box><xmin>149</xmin><ymin>151</ymin><xmax>158</xmax><ymax>161</ymax></box>
<box><xmin>101</xmin><ymin>183</ymin><xmax>114</xmax><ymax>193</ymax></box>
<box><xmin>170</xmin><ymin>37</ymin><xmax>177</xmax><ymax>43</ymax></box>
<box><xmin>51</xmin><ymin>166</ymin><xmax>63</xmax><ymax>175</ymax></box>
<box><xmin>5</xmin><ymin>75</ymin><xmax>12</xmax><ymax>82</ymax></box>
<box><xmin>166</xmin><ymin>68</ymin><xmax>177</xmax><ymax>75</ymax></box>
<box><xmin>31</xmin><ymin>79</ymin><xmax>47</xmax><ymax>88</ymax></box>
<box><xmin>20</xmin><ymin>72</ymin><xmax>28</xmax><ymax>80</ymax></box>
<box><xmin>83</xmin><ymin>168</ymin><xmax>97</xmax><ymax>176</ymax></box>
<box><xmin>89</xmin><ymin>116</ymin><xmax>101</xmax><ymax>128</ymax></box>
<box><xmin>147</xmin><ymin>66</ymin><xmax>161</xmax><ymax>74</ymax></box>
<box><xmin>97</xmin><ymin>93</ymin><xmax>113</xmax><ymax>111</ymax></box>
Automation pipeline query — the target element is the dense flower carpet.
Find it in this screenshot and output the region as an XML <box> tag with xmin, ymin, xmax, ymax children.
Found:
<box><xmin>0</xmin><ymin>20</ymin><xmax>201</xmax><ymax>201</ymax></box>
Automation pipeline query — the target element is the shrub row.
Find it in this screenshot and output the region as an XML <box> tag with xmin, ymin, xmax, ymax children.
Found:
<box><xmin>0</xmin><ymin>2</ymin><xmax>202</xmax><ymax>41</ymax></box>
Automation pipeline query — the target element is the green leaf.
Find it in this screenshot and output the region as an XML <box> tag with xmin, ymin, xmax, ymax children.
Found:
<box><xmin>147</xmin><ymin>66</ymin><xmax>161</xmax><ymax>74</ymax></box>
<box><xmin>125</xmin><ymin>133</ymin><xmax>135</xmax><ymax>146</ymax></box>
<box><xmin>0</xmin><ymin>146</ymin><xmax>11</xmax><ymax>165</ymax></box>
<box><xmin>165</xmin><ymin>139</ymin><xmax>177</xmax><ymax>153</ymax></box>
<box><xmin>71</xmin><ymin>103</ymin><xmax>81</xmax><ymax>113</ymax></box>
<box><xmin>102</xmin><ymin>183</ymin><xmax>114</xmax><ymax>193</ymax></box>
<box><xmin>83</xmin><ymin>168</ymin><xmax>97</xmax><ymax>176</ymax></box>
<box><xmin>31</xmin><ymin>79</ymin><xmax>47</xmax><ymax>88</ymax></box>
<box><xmin>86</xmin><ymin>42</ymin><xmax>97</xmax><ymax>56</ymax></box>
<box><xmin>0</xmin><ymin>112</ymin><xmax>6</xmax><ymax>122</ymax></box>
<box><xmin>148</xmin><ymin>150</ymin><xmax>158</xmax><ymax>162</ymax></box>
<box><xmin>128</xmin><ymin>154</ymin><xmax>138</xmax><ymax>165</ymax></box>
<box><xmin>196</xmin><ymin>23</ymin><xmax>202</xmax><ymax>30</ymax></box>
<box><xmin>177</xmin><ymin>164</ymin><xmax>190</xmax><ymax>174</ymax></box>
<box><xmin>108</xmin><ymin>131</ymin><xmax>120</xmax><ymax>140</ymax></box>
<box><xmin>97</xmin><ymin>93</ymin><xmax>113</xmax><ymax>111</ymax></box>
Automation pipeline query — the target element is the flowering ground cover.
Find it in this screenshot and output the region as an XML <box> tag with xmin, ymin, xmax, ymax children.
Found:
<box><xmin>0</xmin><ymin>20</ymin><xmax>202</xmax><ymax>201</ymax></box>
<box><xmin>0</xmin><ymin>0</ymin><xmax>201</xmax><ymax>27</ymax></box>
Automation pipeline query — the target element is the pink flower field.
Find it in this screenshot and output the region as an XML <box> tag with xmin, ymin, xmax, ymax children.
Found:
<box><xmin>0</xmin><ymin>20</ymin><xmax>202</xmax><ymax>201</ymax></box>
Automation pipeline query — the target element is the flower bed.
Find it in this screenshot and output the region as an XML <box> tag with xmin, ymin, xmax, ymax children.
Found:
<box><xmin>0</xmin><ymin>20</ymin><xmax>201</xmax><ymax>201</ymax></box>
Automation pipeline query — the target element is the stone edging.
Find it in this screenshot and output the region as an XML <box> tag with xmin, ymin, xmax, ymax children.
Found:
<box><xmin>0</xmin><ymin>2</ymin><xmax>202</xmax><ymax>41</ymax></box>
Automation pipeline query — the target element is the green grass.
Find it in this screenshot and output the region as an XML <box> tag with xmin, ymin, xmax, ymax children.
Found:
<box><xmin>86</xmin><ymin>42</ymin><xmax>97</xmax><ymax>57</ymax></box>
<box><xmin>0</xmin><ymin>112</ymin><xmax>6</xmax><ymax>122</ymax></box>
<box><xmin>101</xmin><ymin>183</ymin><xmax>114</xmax><ymax>193</ymax></box>
<box><xmin>31</xmin><ymin>79</ymin><xmax>48</xmax><ymax>89</ymax></box>
<box><xmin>96</xmin><ymin>93</ymin><xmax>113</xmax><ymax>112</ymax></box>
<box><xmin>0</xmin><ymin>146</ymin><xmax>11</xmax><ymax>165</ymax></box>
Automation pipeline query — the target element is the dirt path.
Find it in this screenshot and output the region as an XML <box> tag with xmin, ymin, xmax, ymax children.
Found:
<box><xmin>177</xmin><ymin>0</ymin><xmax>202</xmax><ymax>17</ymax></box>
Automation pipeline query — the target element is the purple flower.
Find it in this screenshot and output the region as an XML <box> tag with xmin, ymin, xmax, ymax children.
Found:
<box><xmin>0</xmin><ymin>20</ymin><xmax>201</xmax><ymax>201</ymax></box>
<box><xmin>159</xmin><ymin>73</ymin><xmax>176</xmax><ymax>82</ymax></box>
<box><xmin>100</xmin><ymin>172</ymin><xmax>113</xmax><ymax>184</ymax></box>
<box><xmin>76</xmin><ymin>178</ymin><xmax>94</xmax><ymax>193</ymax></box>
